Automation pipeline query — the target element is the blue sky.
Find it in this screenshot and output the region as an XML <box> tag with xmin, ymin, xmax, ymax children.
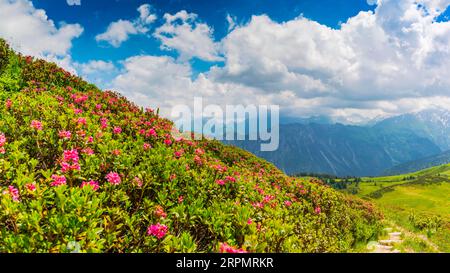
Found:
<box><xmin>2</xmin><ymin>0</ymin><xmax>450</xmax><ymax>124</ymax></box>
<box><xmin>32</xmin><ymin>0</ymin><xmax>374</xmax><ymax>74</ymax></box>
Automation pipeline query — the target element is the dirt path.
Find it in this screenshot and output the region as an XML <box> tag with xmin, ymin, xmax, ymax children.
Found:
<box><xmin>368</xmin><ymin>224</ymin><xmax>441</xmax><ymax>253</ymax></box>
<box><xmin>372</xmin><ymin>231</ymin><xmax>402</xmax><ymax>253</ymax></box>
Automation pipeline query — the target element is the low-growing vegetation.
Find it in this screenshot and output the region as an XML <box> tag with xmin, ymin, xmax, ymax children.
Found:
<box><xmin>336</xmin><ymin>164</ymin><xmax>450</xmax><ymax>252</ymax></box>
<box><xmin>0</xmin><ymin>39</ymin><xmax>382</xmax><ymax>253</ymax></box>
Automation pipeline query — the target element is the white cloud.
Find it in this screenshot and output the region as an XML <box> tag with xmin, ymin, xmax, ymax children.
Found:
<box><xmin>96</xmin><ymin>4</ymin><xmax>157</xmax><ymax>47</ymax></box>
<box><xmin>110</xmin><ymin>0</ymin><xmax>450</xmax><ymax>124</ymax></box>
<box><xmin>0</xmin><ymin>0</ymin><xmax>83</xmax><ymax>73</ymax></box>
<box><xmin>226</xmin><ymin>14</ymin><xmax>237</xmax><ymax>32</ymax></box>
<box><xmin>5</xmin><ymin>0</ymin><xmax>450</xmax><ymax>123</ymax></box>
<box><xmin>75</xmin><ymin>60</ymin><xmax>117</xmax><ymax>87</ymax></box>
<box><xmin>78</xmin><ymin>60</ymin><xmax>115</xmax><ymax>75</ymax></box>
<box><xmin>67</xmin><ymin>0</ymin><xmax>81</xmax><ymax>6</ymax></box>
<box><xmin>154</xmin><ymin>10</ymin><xmax>223</xmax><ymax>62</ymax></box>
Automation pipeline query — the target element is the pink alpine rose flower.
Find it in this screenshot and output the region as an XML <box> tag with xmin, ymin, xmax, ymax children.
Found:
<box><xmin>225</xmin><ymin>176</ymin><xmax>236</xmax><ymax>183</ymax></box>
<box><xmin>82</xmin><ymin>147</ymin><xmax>94</xmax><ymax>155</ymax></box>
<box><xmin>154</xmin><ymin>206</ymin><xmax>167</xmax><ymax>219</ymax></box>
<box><xmin>164</xmin><ymin>138</ymin><xmax>172</xmax><ymax>146</ymax></box>
<box><xmin>143</xmin><ymin>143</ymin><xmax>151</xmax><ymax>150</ymax></box>
<box><xmin>30</xmin><ymin>120</ymin><xmax>43</xmax><ymax>131</ymax></box>
<box><xmin>100</xmin><ymin>118</ymin><xmax>108</xmax><ymax>129</ymax></box>
<box><xmin>63</xmin><ymin>149</ymin><xmax>79</xmax><ymax>163</ymax></box>
<box><xmin>133</xmin><ymin>177</ymin><xmax>143</xmax><ymax>187</ymax></box>
<box><xmin>6</xmin><ymin>186</ymin><xmax>20</xmax><ymax>201</ymax></box>
<box><xmin>0</xmin><ymin>133</ymin><xmax>6</xmax><ymax>147</ymax></box>
<box><xmin>26</xmin><ymin>183</ymin><xmax>36</xmax><ymax>192</ymax></box>
<box><xmin>147</xmin><ymin>223</ymin><xmax>168</xmax><ymax>239</ymax></box>
<box><xmin>51</xmin><ymin>175</ymin><xmax>66</xmax><ymax>187</ymax></box>
<box><xmin>219</xmin><ymin>243</ymin><xmax>247</xmax><ymax>253</ymax></box>
<box><xmin>81</xmin><ymin>180</ymin><xmax>100</xmax><ymax>191</ymax></box>
<box><xmin>58</xmin><ymin>130</ymin><xmax>71</xmax><ymax>140</ymax></box>
<box><xmin>216</xmin><ymin>179</ymin><xmax>226</xmax><ymax>186</ymax></box>
<box><xmin>147</xmin><ymin>128</ymin><xmax>157</xmax><ymax>137</ymax></box>
<box><xmin>113</xmin><ymin>127</ymin><xmax>122</xmax><ymax>134</ymax></box>
<box><xmin>76</xmin><ymin>117</ymin><xmax>87</xmax><ymax>126</ymax></box>
<box><xmin>106</xmin><ymin>172</ymin><xmax>121</xmax><ymax>185</ymax></box>
<box><xmin>5</xmin><ymin>99</ymin><xmax>12</xmax><ymax>109</ymax></box>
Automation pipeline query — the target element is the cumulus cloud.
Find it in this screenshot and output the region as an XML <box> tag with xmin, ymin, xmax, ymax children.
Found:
<box><xmin>75</xmin><ymin>60</ymin><xmax>117</xmax><ymax>87</ymax></box>
<box><xmin>112</xmin><ymin>55</ymin><xmax>264</xmax><ymax>118</ymax></box>
<box><xmin>154</xmin><ymin>10</ymin><xmax>223</xmax><ymax>62</ymax></box>
<box><xmin>226</xmin><ymin>14</ymin><xmax>237</xmax><ymax>32</ymax></box>
<box><xmin>5</xmin><ymin>0</ymin><xmax>450</xmax><ymax>123</ymax></box>
<box><xmin>96</xmin><ymin>4</ymin><xmax>156</xmax><ymax>47</ymax></box>
<box><xmin>110</xmin><ymin>0</ymin><xmax>450</xmax><ymax>123</ymax></box>
<box><xmin>78</xmin><ymin>60</ymin><xmax>115</xmax><ymax>75</ymax></box>
<box><xmin>0</xmin><ymin>0</ymin><xmax>83</xmax><ymax>73</ymax></box>
<box><xmin>67</xmin><ymin>0</ymin><xmax>81</xmax><ymax>6</ymax></box>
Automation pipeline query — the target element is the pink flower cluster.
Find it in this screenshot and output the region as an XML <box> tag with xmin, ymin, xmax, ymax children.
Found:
<box><xmin>71</xmin><ymin>93</ymin><xmax>88</xmax><ymax>104</ymax></box>
<box><xmin>5</xmin><ymin>99</ymin><xmax>12</xmax><ymax>109</ymax></box>
<box><xmin>219</xmin><ymin>243</ymin><xmax>247</xmax><ymax>253</ymax></box>
<box><xmin>314</xmin><ymin>206</ymin><xmax>321</xmax><ymax>214</ymax></box>
<box><xmin>30</xmin><ymin>120</ymin><xmax>43</xmax><ymax>131</ymax></box>
<box><xmin>147</xmin><ymin>223</ymin><xmax>168</xmax><ymax>239</ymax></box>
<box><xmin>58</xmin><ymin>130</ymin><xmax>71</xmax><ymax>140</ymax></box>
<box><xmin>26</xmin><ymin>183</ymin><xmax>36</xmax><ymax>192</ymax></box>
<box><xmin>174</xmin><ymin>149</ymin><xmax>184</xmax><ymax>159</ymax></box>
<box><xmin>133</xmin><ymin>176</ymin><xmax>143</xmax><ymax>187</ymax></box>
<box><xmin>147</xmin><ymin>128</ymin><xmax>157</xmax><ymax>138</ymax></box>
<box><xmin>113</xmin><ymin>127</ymin><xmax>122</xmax><ymax>134</ymax></box>
<box><xmin>216</xmin><ymin>179</ymin><xmax>226</xmax><ymax>185</ymax></box>
<box><xmin>100</xmin><ymin>118</ymin><xmax>108</xmax><ymax>129</ymax></box>
<box><xmin>154</xmin><ymin>206</ymin><xmax>167</xmax><ymax>218</ymax></box>
<box><xmin>82</xmin><ymin>147</ymin><xmax>94</xmax><ymax>155</ymax></box>
<box><xmin>106</xmin><ymin>172</ymin><xmax>121</xmax><ymax>185</ymax></box>
<box><xmin>81</xmin><ymin>180</ymin><xmax>99</xmax><ymax>191</ymax></box>
<box><xmin>5</xmin><ymin>186</ymin><xmax>20</xmax><ymax>201</ymax></box>
<box><xmin>262</xmin><ymin>195</ymin><xmax>275</xmax><ymax>204</ymax></box>
<box><xmin>164</xmin><ymin>138</ymin><xmax>172</xmax><ymax>146</ymax></box>
<box><xmin>61</xmin><ymin>149</ymin><xmax>80</xmax><ymax>173</ymax></box>
<box><xmin>224</xmin><ymin>176</ymin><xmax>236</xmax><ymax>183</ymax></box>
<box><xmin>143</xmin><ymin>143</ymin><xmax>152</xmax><ymax>150</ymax></box>
<box><xmin>216</xmin><ymin>176</ymin><xmax>236</xmax><ymax>186</ymax></box>
<box><xmin>213</xmin><ymin>164</ymin><xmax>227</xmax><ymax>173</ymax></box>
<box><xmin>51</xmin><ymin>175</ymin><xmax>67</xmax><ymax>187</ymax></box>
<box><xmin>0</xmin><ymin>133</ymin><xmax>6</xmax><ymax>154</ymax></box>
<box><xmin>77</xmin><ymin>117</ymin><xmax>87</xmax><ymax>126</ymax></box>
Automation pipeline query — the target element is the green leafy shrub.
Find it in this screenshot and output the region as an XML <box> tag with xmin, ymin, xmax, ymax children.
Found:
<box><xmin>408</xmin><ymin>213</ymin><xmax>442</xmax><ymax>233</ymax></box>
<box><xmin>0</xmin><ymin>38</ymin><xmax>10</xmax><ymax>75</ymax></box>
<box><xmin>0</xmin><ymin>41</ymin><xmax>383</xmax><ymax>253</ymax></box>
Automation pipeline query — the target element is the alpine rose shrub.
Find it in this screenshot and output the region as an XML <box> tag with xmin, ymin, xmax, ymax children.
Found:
<box><xmin>0</xmin><ymin>40</ymin><xmax>382</xmax><ymax>253</ymax></box>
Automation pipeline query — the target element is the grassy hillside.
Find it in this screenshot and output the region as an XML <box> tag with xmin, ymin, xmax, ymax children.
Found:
<box><xmin>342</xmin><ymin>164</ymin><xmax>450</xmax><ymax>252</ymax></box>
<box><xmin>0</xmin><ymin>39</ymin><xmax>382</xmax><ymax>253</ymax></box>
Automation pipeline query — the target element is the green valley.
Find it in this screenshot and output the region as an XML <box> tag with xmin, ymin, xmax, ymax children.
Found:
<box><xmin>337</xmin><ymin>164</ymin><xmax>450</xmax><ymax>252</ymax></box>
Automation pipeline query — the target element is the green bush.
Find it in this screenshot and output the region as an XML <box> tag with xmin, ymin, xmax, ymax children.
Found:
<box><xmin>408</xmin><ymin>213</ymin><xmax>442</xmax><ymax>233</ymax></box>
<box><xmin>0</xmin><ymin>38</ymin><xmax>10</xmax><ymax>75</ymax></box>
<box><xmin>0</xmin><ymin>41</ymin><xmax>383</xmax><ymax>253</ymax></box>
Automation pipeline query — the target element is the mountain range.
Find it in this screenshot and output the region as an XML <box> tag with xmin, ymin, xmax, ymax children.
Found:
<box><xmin>226</xmin><ymin>108</ymin><xmax>450</xmax><ymax>177</ymax></box>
